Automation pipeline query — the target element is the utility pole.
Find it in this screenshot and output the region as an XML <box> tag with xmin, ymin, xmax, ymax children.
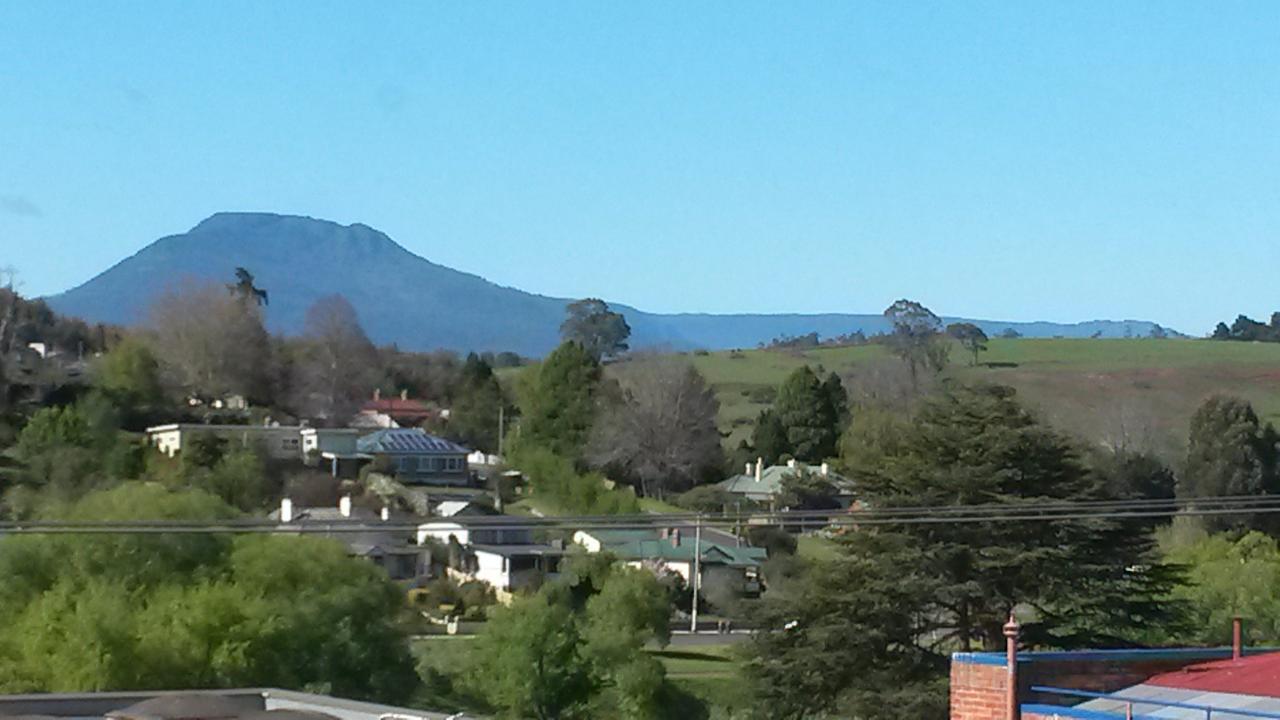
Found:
<box><xmin>691</xmin><ymin>515</ymin><xmax>702</xmax><ymax>633</ymax></box>
<box><xmin>497</xmin><ymin>405</ymin><xmax>505</xmax><ymax>457</ymax></box>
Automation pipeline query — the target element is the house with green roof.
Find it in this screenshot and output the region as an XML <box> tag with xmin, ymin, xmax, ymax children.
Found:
<box><xmin>717</xmin><ymin>458</ymin><xmax>857</xmax><ymax>508</ymax></box>
<box><xmin>573</xmin><ymin>526</ymin><xmax>768</xmax><ymax>598</ymax></box>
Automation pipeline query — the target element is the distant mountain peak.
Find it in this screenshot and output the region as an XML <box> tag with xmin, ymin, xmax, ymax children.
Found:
<box><xmin>44</xmin><ymin>213</ymin><xmax>1168</xmax><ymax>355</ymax></box>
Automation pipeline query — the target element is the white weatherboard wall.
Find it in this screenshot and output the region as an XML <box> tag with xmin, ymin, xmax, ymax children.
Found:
<box><xmin>572</xmin><ymin>530</ymin><xmax>602</xmax><ymax>553</ymax></box>
<box><xmin>472</xmin><ymin>549</ymin><xmax>511</xmax><ymax>590</ymax></box>
<box><xmin>418</xmin><ymin>522</ymin><xmax>469</xmax><ymax>546</ymax></box>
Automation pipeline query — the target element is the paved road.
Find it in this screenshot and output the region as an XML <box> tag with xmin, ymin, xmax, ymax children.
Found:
<box><xmin>668</xmin><ymin>630</ymin><xmax>751</xmax><ymax>647</ymax></box>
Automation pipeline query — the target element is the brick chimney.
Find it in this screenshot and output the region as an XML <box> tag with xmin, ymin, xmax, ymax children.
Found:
<box><xmin>1234</xmin><ymin>616</ymin><xmax>1244</xmax><ymax>661</ymax></box>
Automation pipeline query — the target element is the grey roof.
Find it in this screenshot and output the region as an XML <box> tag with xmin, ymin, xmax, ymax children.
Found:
<box><xmin>1077</xmin><ymin>683</ymin><xmax>1280</xmax><ymax>718</ymax></box>
<box><xmin>107</xmin><ymin>695</ymin><xmax>252</xmax><ymax>720</ymax></box>
<box><xmin>239</xmin><ymin>710</ymin><xmax>337</xmax><ymax>720</ymax></box>
<box><xmin>718</xmin><ymin>462</ymin><xmax>855</xmax><ymax>498</ymax></box>
<box><xmin>357</xmin><ymin>428</ymin><xmax>469</xmax><ymax>456</ymax></box>
<box><xmin>0</xmin><ymin>688</ymin><xmax>477</xmax><ymax>720</ymax></box>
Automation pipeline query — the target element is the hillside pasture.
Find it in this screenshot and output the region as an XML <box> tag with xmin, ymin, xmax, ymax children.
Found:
<box><xmin>645</xmin><ymin>339</ymin><xmax>1280</xmax><ymax>459</ymax></box>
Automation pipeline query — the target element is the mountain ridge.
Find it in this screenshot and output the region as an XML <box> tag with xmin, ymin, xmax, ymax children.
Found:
<box><xmin>45</xmin><ymin>213</ymin><xmax>1168</xmax><ymax>356</ymax></box>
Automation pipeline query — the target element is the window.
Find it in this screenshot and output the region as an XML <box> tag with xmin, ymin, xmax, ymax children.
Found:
<box><xmin>418</xmin><ymin>457</ymin><xmax>433</xmax><ymax>473</ymax></box>
<box><xmin>397</xmin><ymin>457</ymin><xmax>414</xmax><ymax>473</ymax></box>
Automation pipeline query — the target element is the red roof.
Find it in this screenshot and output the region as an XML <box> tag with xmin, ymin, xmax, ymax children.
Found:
<box><xmin>1147</xmin><ymin>652</ymin><xmax>1280</xmax><ymax>697</ymax></box>
<box><xmin>361</xmin><ymin>398</ymin><xmax>435</xmax><ymax>421</ymax></box>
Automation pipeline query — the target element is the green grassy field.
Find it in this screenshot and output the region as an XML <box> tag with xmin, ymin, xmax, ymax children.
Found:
<box><xmin>650</xmin><ymin>643</ymin><xmax>750</xmax><ymax>718</ymax></box>
<box><xmin>669</xmin><ymin>339</ymin><xmax>1280</xmax><ymax>459</ymax></box>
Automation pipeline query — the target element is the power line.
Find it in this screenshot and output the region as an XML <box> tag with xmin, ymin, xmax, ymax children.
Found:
<box><xmin>3</xmin><ymin>495</ymin><xmax>1280</xmax><ymax>534</ymax></box>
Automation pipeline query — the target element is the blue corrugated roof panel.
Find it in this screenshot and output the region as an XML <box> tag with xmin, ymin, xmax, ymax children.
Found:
<box><xmin>357</xmin><ymin>428</ymin><xmax>470</xmax><ymax>455</ymax></box>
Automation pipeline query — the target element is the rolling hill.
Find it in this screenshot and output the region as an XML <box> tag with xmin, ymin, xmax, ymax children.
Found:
<box><xmin>46</xmin><ymin>213</ymin><xmax>1166</xmax><ymax>356</ymax></box>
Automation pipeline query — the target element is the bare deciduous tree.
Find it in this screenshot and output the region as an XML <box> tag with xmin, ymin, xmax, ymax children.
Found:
<box><xmin>293</xmin><ymin>294</ymin><xmax>380</xmax><ymax>422</ymax></box>
<box><xmin>586</xmin><ymin>357</ymin><xmax>722</xmax><ymax>498</ymax></box>
<box><xmin>149</xmin><ymin>279</ymin><xmax>271</xmax><ymax>401</ymax></box>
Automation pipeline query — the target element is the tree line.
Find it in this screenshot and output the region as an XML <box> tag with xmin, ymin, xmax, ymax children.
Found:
<box><xmin>1213</xmin><ymin>312</ymin><xmax>1280</xmax><ymax>342</ymax></box>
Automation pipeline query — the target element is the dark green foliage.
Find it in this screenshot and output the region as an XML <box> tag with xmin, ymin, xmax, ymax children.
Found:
<box><xmin>182</xmin><ymin>432</ymin><xmax>228</xmax><ymax>471</ymax></box>
<box><xmin>777</xmin><ymin>469</ymin><xmax>842</xmax><ymax>511</ymax></box>
<box><xmin>773</xmin><ymin>366</ymin><xmax>841</xmax><ymax>462</ymax></box>
<box><xmin>749</xmin><ymin>409</ymin><xmax>788</xmax><ymax>466</ymax></box>
<box><xmin>1180</xmin><ymin>395</ymin><xmax>1279</xmax><ymax>532</ymax></box>
<box><xmin>464</xmin><ymin>556</ymin><xmax>674</xmax><ymax>720</ymax></box>
<box><xmin>513</xmin><ymin>446</ymin><xmax>639</xmax><ymax>515</ymax></box>
<box><xmin>821</xmin><ymin>372</ymin><xmax>849</xmax><ymax>426</ymax></box>
<box><xmin>517</xmin><ymin>342</ymin><xmax>602</xmax><ymax>459</ymax></box>
<box><xmin>560</xmin><ymin>299</ymin><xmax>631</xmax><ymax>361</ymax></box>
<box><xmin>1211</xmin><ymin>313</ymin><xmax>1280</xmax><ymax>342</ymax></box>
<box><xmin>449</xmin><ymin>353</ymin><xmax>510</xmax><ymax>452</ymax></box>
<box><xmin>675</xmin><ymin>485</ymin><xmax>740</xmax><ymax>513</ymax></box>
<box><xmin>745</xmin><ymin>534</ymin><xmax>949</xmax><ymax>720</ymax></box>
<box><xmin>93</xmin><ymin>336</ymin><xmax>164</xmax><ymax>424</ymax></box>
<box><xmin>750</xmin><ymin>383</ymin><xmax>1186</xmax><ymax>719</ymax></box>
<box><xmin>1093</xmin><ymin>450</ymin><xmax>1177</xmax><ymax>502</ymax></box>
<box><xmin>0</xmin><ymin>484</ymin><xmax>417</xmax><ymax>700</ymax></box>
<box><xmin>745</xmin><ymin>526</ymin><xmax>797</xmax><ymax>556</ymax></box>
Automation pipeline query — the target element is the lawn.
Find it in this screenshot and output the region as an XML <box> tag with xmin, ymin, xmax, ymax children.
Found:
<box><xmin>649</xmin><ymin>643</ymin><xmax>751</xmax><ymax>718</ymax></box>
<box><xmin>796</xmin><ymin>534</ymin><xmax>842</xmax><ymax>563</ymax></box>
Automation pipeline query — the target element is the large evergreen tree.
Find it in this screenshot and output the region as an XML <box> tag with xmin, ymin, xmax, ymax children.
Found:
<box><xmin>774</xmin><ymin>366</ymin><xmax>838</xmax><ymax>461</ymax></box>
<box><xmin>1181</xmin><ymin>395</ymin><xmax>1279</xmax><ymax>532</ymax></box>
<box><xmin>449</xmin><ymin>353</ymin><xmax>509</xmax><ymax>453</ymax></box>
<box><xmin>516</xmin><ymin>342</ymin><xmax>602</xmax><ymax>459</ymax></box>
<box><xmin>749</xmin><ymin>383</ymin><xmax>1185</xmax><ymax>718</ymax></box>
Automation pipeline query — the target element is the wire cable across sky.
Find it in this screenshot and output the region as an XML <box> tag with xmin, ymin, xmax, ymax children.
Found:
<box><xmin>3</xmin><ymin>495</ymin><xmax>1280</xmax><ymax>534</ymax></box>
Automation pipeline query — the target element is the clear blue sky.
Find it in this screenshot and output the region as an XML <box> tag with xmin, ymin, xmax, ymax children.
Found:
<box><xmin>2</xmin><ymin>2</ymin><xmax>1277</xmax><ymax>334</ymax></box>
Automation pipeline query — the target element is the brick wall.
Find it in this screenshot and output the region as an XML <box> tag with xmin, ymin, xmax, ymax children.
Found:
<box><xmin>951</xmin><ymin>648</ymin><xmax>1258</xmax><ymax>720</ymax></box>
<box><xmin>950</xmin><ymin>658</ymin><xmax>1011</xmax><ymax>720</ymax></box>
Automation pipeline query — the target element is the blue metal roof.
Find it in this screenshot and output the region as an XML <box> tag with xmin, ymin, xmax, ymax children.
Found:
<box><xmin>356</xmin><ymin>428</ymin><xmax>469</xmax><ymax>455</ymax></box>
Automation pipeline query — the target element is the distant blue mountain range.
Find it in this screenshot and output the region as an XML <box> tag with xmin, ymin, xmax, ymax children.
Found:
<box><xmin>45</xmin><ymin>213</ymin><xmax>1166</xmax><ymax>356</ymax></box>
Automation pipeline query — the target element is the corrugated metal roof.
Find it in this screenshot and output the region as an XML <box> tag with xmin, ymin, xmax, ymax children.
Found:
<box><xmin>357</xmin><ymin>429</ymin><xmax>469</xmax><ymax>455</ymax></box>
<box><xmin>718</xmin><ymin>463</ymin><xmax>855</xmax><ymax>497</ymax></box>
<box><xmin>1147</xmin><ymin>652</ymin><xmax>1280</xmax><ymax>697</ymax></box>
<box><xmin>1076</xmin><ymin>683</ymin><xmax>1280</xmax><ymax>719</ymax></box>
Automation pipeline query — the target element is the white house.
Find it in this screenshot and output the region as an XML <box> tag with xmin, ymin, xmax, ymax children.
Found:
<box><xmin>147</xmin><ymin>423</ymin><xmax>306</xmax><ymax>461</ymax></box>
<box><xmin>462</xmin><ymin>544</ymin><xmax>564</xmax><ymax>598</ymax></box>
<box><xmin>417</xmin><ymin>501</ymin><xmax>534</xmax><ymax>550</ymax></box>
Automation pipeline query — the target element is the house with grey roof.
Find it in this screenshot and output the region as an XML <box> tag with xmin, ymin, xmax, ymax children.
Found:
<box><xmin>269</xmin><ymin>497</ymin><xmax>425</xmax><ymax>582</ymax></box>
<box><xmin>718</xmin><ymin>458</ymin><xmax>857</xmax><ymax>509</ymax></box>
<box><xmin>357</xmin><ymin>428</ymin><xmax>471</xmax><ymax>487</ymax></box>
<box><xmin>0</xmin><ymin>688</ymin><xmax>476</xmax><ymax>720</ymax></box>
